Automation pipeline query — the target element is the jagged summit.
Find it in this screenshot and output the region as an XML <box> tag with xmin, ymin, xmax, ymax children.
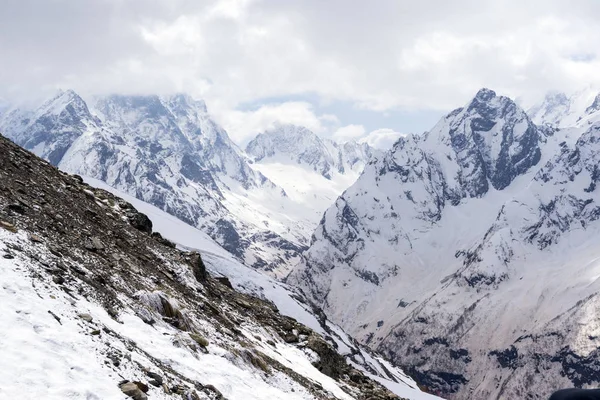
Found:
<box><xmin>0</xmin><ymin>88</ymin><xmax>100</xmax><ymax>165</ymax></box>
<box><xmin>472</xmin><ymin>87</ymin><xmax>496</xmax><ymax>101</ymax></box>
<box><xmin>165</xmin><ymin>92</ymin><xmax>209</xmax><ymax>114</ymax></box>
<box><xmin>422</xmin><ymin>87</ymin><xmax>543</xmax><ymax>198</ymax></box>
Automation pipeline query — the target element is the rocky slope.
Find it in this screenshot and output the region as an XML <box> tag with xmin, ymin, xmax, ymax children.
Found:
<box><xmin>289</xmin><ymin>88</ymin><xmax>600</xmax><ymax>399</ymax></box>
<box><xmin>0</xmin><ymin>133</ymin><xmax>443</xmax><ymax>400</ymax></box>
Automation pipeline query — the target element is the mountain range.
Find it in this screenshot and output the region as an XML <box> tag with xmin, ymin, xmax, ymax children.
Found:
<box><xmin>289</xmin><ymin>87</ymin><xmax>600</xmax><ymax>399</ymax></box>
<box><xmin>4</xmin><ymin>85</ymin><xmax>600</xmax><ymax>399</ymax></box>
<box><xmin>0</xmin><ymin>90</ymin><xmax>376</xmax><ymax>278</ymax></box>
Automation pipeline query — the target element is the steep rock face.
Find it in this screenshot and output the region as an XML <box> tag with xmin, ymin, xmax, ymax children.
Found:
<box><xmin>424</xmin><ymin>88</ymin><xmax>542</xmax><ymax>198</ymax></box>
<box><xmin>289</xmin><ymin>89</ymin><xmax>600</xmax><ymax>399</ymax></box>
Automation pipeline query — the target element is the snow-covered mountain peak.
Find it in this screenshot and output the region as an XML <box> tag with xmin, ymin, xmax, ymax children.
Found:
<box><xmin>246</xmin><ymin>124</ymin><xmax>328</xmax><ymax>161</ymax></box>
<box><xmin>93</xmin><ymin>94</ymin><xmax>167</xmax><ymax>130</ymax></box>
<box><xmin>290</xmin><ymin>88</ymin><xmax>600</xmax><ymax>398</ymax></box>
<box><xmin>0</xmin><ymin>88</ymin><xmax>100</xmax><ymax>165</ymax></box>
<box><xmin>528</xmin><ymin>86</ymin><xmax>600</xmax><ymax>128</ymax></box>
<box><xmin>422</xmin><ymin>87</ymin><xmax>542</xmax><ymax>198</ymax></box>
<box><xmin>246</xmin><ymin>124</ymin><xmax>377</xmax><ymax>180</ymax></box>
<box><xmin>528</xmin><ymin>91</ymin><xmax>570</xmax><ymax>126</ymax></box>
<box><xmin>30</xmin><ymin>88</ymin><xmax>94</xmax><ymax>126</ymax></box>
<box><xmin>165</xmin><ymin>92</ymin><xmax>208</xmax><ymax>114</ymax></box>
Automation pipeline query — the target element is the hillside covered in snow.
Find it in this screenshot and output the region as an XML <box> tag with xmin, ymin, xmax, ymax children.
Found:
<box><xmin>289</xmin><ymin>88</ymin><xmax>600</xmax><ymax>399</ymax></box>
<box><xmin>246</xmin><ymin>124</ymin><xmax>381</xmax><ymax>240</ymax></box>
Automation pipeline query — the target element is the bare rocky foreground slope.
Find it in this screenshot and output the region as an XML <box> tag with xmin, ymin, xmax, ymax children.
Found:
<box><xmin>0</xmin><ymin>133</ymin><xmax>411</xmax><ymax>400</ymax></box>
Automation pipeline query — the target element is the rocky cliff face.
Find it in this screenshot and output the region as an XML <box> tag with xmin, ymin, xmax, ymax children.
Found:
<box><xmin>0</xmin><ymin>132</ymin><xmax>441</xmax><ymax>400</ymax></box>
<box><xmin>289</xmin><ymin>89</ymin><xmax>600</xmax><ymax>399</ymax></box>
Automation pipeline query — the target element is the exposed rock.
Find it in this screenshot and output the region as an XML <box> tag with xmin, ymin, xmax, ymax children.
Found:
<box><xmin>305</xmin><ymin>335</ymin><xmax>348</xmax><ymax>379</ymax></box>
<box><xmin>0</xmin><ymin>220</ymin><xmax>17</xmax><ymax>233</ymax></box>
<box><xmin>151</xmin><ymin>231</ymin><xmax>175</xmax><ymax>248</ymax></box>
<box><xmin>188</xmin><ymin>252</ymin><xmax>207</xmax><ymax>283</ymax></box>
<box><xmin>145</xmin><ymin>371</ymin><xmax>163</xmax><ymax>387</ymax></box>
<box><xmin>47</xmin><ymin>310</ymin><xmax>61</xmax><ymax>324</ymax></box>
<box><xmin>52</xmin><ymin>276</ymin><xmax>65</xmax><ymax>285</ymax></box>
<box><xmin>282</xmin><ymin>333</ymin><xmax>299</xmax><ymax>343</ymax></box>
<box><xmin>78</xmin><ymin>313</ymin><xmax>93</xmax><ymax>323</ymax></box>
<box><xmin>85</xmin><ymin>237</ymin><xmax>105</xmax><ymax>252</ymax></box>
<box><xmin>125</xmin><ymin>209</ymin><xmax>153</xmax><ymax>234</ymax></box>
<box><xmin>214</xmin><ymin>276</ymin><xmax>233</xmax><ymax>289</ymax></box>
<box><xmin>6</xmin><ymin>204</ymin><xmax>26</xmax><ymax>215</ymax></box>
<box><xmin>134</xmin><ymin>381</ymin><xmax>149</xmax><ymax>393</ymax></box>
<box><xmin>135</xmin><ymin>308</ymin><xmax>156</xmax><ymax>325</ymax></box>
<box><xmin>189</xmin><ymin>333</ymin><xmax>209</xmax><ymax>348</ymax></box>
<box><xmin>241</xmin><ymin>349</ymin><xmax>270</xmax><ymax>373</ymax></box>
<box><xmin>119</xmin><ymin>381</ymin><xmax>148</xmax><ymax>400</ymax></box>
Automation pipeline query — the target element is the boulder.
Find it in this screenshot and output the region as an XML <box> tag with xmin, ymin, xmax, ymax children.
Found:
<box><xmin>188</xmin><ymin>252</ymin><xmax>207</xmax><ymax>282</ymax></box>
<box><xmin>189</xmin><ymin>333</ymin><xmax>209</xmax><ymax>347</ymax></box>
<box><xmin>119</xmin><ymin>381</ymin><xmax>148</xmax><ymax>400</ymax></box>
<box><xmin>78</xmin><ymin>313</ymin><xmax>93</xmax><ymax>322</ymax></box>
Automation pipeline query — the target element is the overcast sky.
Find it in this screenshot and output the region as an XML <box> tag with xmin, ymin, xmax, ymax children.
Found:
<box><xmin>2</xmin><ymin>0</ymin><xmax>600</xmax><ymax>148</ymax></box>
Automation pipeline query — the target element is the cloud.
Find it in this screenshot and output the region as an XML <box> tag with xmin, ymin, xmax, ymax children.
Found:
<box><xmin>2</xmin><ymin>0</ymin><xmax>600</xmax><ymax>141</ymax></box>
<box><xmin>332</xmin><ymin>124</ymin><xmax>366</xmax><ymax>142</ymax></box>
<box><xmin>211</xmin><ymin>101</ymin><xmax>339</xmax><ymax>145</ymax></box>
<box><xmin>360</xmin><ymin>129</ymin><xmax>406</xmax><ymax>150</ymax></box>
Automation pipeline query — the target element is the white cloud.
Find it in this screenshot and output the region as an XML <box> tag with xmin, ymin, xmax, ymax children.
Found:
<box><xmin>332</xmin><ymin>124</ymin><xmax>366</xmax><ymax>142</ymax></box>
<box><xmin>2</xmin><ymin>0</ymin><xmax>600</xmax><ymax>138</ymax></box>
<box><xmin>360</xmin><ymin>129</ymin><xmax>406</xmax><ymax>150</ymax></box>
<box><xmin>211</xmin><ymin>101</ymin><xmax>339</xmax><ymax>144</ymax></box>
